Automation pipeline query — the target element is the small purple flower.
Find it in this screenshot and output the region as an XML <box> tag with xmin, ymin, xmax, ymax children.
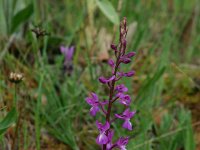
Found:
<box><xmin>99</xmin><ymin>75</ymin><xmax>115</xmax><ymax>84</ymax></box>
<box><xmin>119</xmin><ymin>51</ymin><xmax>136</xmax><ymax>64</ymax></box>
<box><xmin>117</xmin><ymin>93</ymin><xmax>131</xmax><ymax>106</ymax></box>
<box><xmin>86</xmin><ymin>93</ymin><xmax>108</xmax><ymax>116</ymax></box>
<box><xmin>60</xmin><ymin>46</ymin><xmax>74</xmax><ymax>65</ymax></box>
<box><xmin>96</xmin><ymin>121</ymin><xmax>110</xmax><ymax>145</ymax></box>
<box><xmin>119</xmin><ymin>57</ymin><xmax>131</xmax><ymax>64</ymax></box>
<box><xmin>108</xmin><ymin>59</ymin><xmax>115</xmax><ymax>74</ymax></box>
<box><xmin>111</xmin><ymin>44</ymin><xmax>117</xmax><ymax>52</ymax></box>
<box><xmin>108</xmin><ymin>59</ymin><xmax>115</xmax><ymax>68</ymax></box>
<box><xmin>115</xmin><ymin>84</ymin><xmax>128</xmax><ymax>93</ymax></box>
<box><xmin>116</xmin><ymin>137</ymin><xmax>129</xmax><ymax>150</ymax></box>
<box><xmin>118</xmin><ymin>71</ymin><xmax>135</xmax><ymax>77</ymax></box>
<box><xmin>124</xmin><ymin>52</ymin><xmax>136</xmax><ymax>58</ymax></box>
<box><xmin>115</xmin><ymin>108</ymin><xmax>136</xmax><ymax>130</ymax></box>
<box><xmin>85</xmin><ymin>93</ymin><xmax>99</xmax><ymax>116</ymax></box>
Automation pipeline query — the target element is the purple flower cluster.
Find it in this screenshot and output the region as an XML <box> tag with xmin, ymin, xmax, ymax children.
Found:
<box><xmin>85</xmin><ymin>18</ymin><xmax>136</xmax><ymax>150</ymax></box>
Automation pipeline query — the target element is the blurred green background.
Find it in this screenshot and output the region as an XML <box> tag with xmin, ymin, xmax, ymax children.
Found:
<box><xmin>0</xmin><ymin>0</ymin><xmax>200</xmax><ymax>149</ymax></box>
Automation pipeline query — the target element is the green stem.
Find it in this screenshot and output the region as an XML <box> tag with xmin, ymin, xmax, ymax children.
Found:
<box><xmin>14</xmin><ymin>84</ymin><xmax>17</xmax><ymax>108</ymax></box>
<box><xmin>12</xmin><ymin>84</ymin><xmax>19</xmax><ymax>150</ymax></box>
<box><xmin>35</xmin><ymin>74</ymin><xmax>44</xmax><ymax>150</ymax></box>
<box><xmin>12</xmin><ymin>109</ymin><xmax>21</xmax><ymax>150</ymax></box>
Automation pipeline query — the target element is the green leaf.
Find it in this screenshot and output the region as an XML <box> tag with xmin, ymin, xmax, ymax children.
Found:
<box><xmin>96</xmin><ymin>0</ymin><xmax>119</xmax><ymax>25</ymax></box>
<box><xmin>11</xmin><ymin>3</ymin><xmax>33</xmax><ymax>33</ymax></box>
<box><xmin>0</xmin><ymin>108</ymin><xmax>17</xmax><ymax>135</ymax></box>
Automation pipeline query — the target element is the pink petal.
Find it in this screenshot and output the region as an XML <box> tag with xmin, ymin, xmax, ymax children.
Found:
<box><xmin>115</xmin><ymin>114</ymin><xmax>125</xmax><ymax>119</ymax></box>
<box><xmin>96</xmin><ymin>133</ymin><xmax>108</xmax><ymax>145</ymax></box>
<box><xmin>125</xmin><ymin>52</ymin><xmax>136</xmax><ymax>58</ymax></box>
<box><xmin>90</xmin><ymin>106</ymin><xmax>99</xmax><ymax>116</ymax></box>
<box><xmin>122</xmin><ymin>120</ymin><xmax>132</xmax><ymax>130</ymax></box>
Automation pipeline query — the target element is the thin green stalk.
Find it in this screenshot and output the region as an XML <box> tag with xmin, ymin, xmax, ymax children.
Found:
<box><xmin>12</xmin><ymin>84</ymin><xmax>19</xmax><ymax>150</ymax></box>
<box><xmin>12</xmin><ymin>109</ymin><xmax>21</xmax><ymax>150</ymax></box>
<box><xmin>35</xmin><ymin>74</ymin><xmax>44</xmax><ymax>150</ymax></box>
<box><xmin>14</xmin><ymin>84</ymin><xmax>17</xmax><ymax>108</ymax></box>
<box><xmin>23</xmin><ymin>123</ymin><xmax>28</xmax><ymax>150</ymax></box>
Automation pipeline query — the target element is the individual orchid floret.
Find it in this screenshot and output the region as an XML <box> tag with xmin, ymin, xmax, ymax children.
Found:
<box><xmin>119</xmin><ymin>57</ymin><xmax>131</xmax><ymax>64</ymax></box>
<box><xmin>108</xmin><ymin>59</ymin><xmax>115</xmax><ymax>74</ymax></box>
<box><xmin>111</xmin><ymin>44</ymin><xmax>117</xmax><ymax>52</ymax></box>
<box><xmin>99</xmin><ymin>75</ymin><xmax>115</xmax><ymax>84</ymax></box>
<box><xmin>117</xmin><ymin>94</ymin><xmax>131</xmax><ymax>106</ymax></box>
<box><xmin>96</xmin><ymin>121</ymin><xmax>110</xmax><ymax>145</ymax></box>
<box><xmin>85</xmin><ymin>93</ymin><xmax>101</xmax><ymax>116</ymax></box>
<box><xmin>119</xmin><ymin>51</ymin><xmax>136</xmax><ymax>64</ymax></box>
<box><xmin>116</xmin><ymin>137</ymin><xmax>129</xmax><ymax>150</ymax></box>
<box><xmin>117</xmin><ymin>71</ymin><xmax>135</xmax><ymax>77</ymax></box>
<box><xmin>124</xmin><ymin>52</ymin><xmax>136</xmax><ymax>58</ymax></box>
<box><xmin>115</xmin><ymin>84</ymin><xmax>128</xmax><ymax>93</ymax></box>
<box><xmin>115</xmin><ymin>108</ymin><xmax>136</xmax><ymax>130</ymax></box>
<box><xmin>108</xmin><ymin>59</ymin><xmax>115</xmax><ymax>68</ymax></box>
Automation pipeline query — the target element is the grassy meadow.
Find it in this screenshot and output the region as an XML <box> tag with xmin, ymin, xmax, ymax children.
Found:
<box><xmin>0</xmin><ymin>0</ymin><xmax>200</xmax><ymax>149</ymax></box>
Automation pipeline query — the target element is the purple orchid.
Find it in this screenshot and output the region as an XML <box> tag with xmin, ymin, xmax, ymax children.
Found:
<box><xmin>96</xmin><ymin>121</ymin><xmax>110</xmax><ymax>145</ymax></box>
<box><xmin>115</xmin><ymin>108</ymin><xmax>136</xmax><ymax>130</ymax></box>
<box><xmin>116</xmin><ymin>137</ymin><xmax>129</xmax><ymax>150</ymax></box>
<box><xmin>85</xmin><ymin>18</ymin><xmax>137</xmax><ymax>150</ymax></box>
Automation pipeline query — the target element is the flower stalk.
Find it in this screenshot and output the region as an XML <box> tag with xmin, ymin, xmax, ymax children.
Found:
<box><xmin>9</xmin><ymin>72</ymin><xmax>24</xmax><ymax>150</ymax></box>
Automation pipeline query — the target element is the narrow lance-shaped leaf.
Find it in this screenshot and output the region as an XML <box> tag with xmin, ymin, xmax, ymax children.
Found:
<box><xmin>0</xmin><ymin>108</ymin><xmax>17</xmax><ymax>135</ymax></box>
<box><xmin>11</xmin><ymin>3</ymin><xmax>33</xmax><ymax>33</ymax></box>
<box><xmin>96</xmin><ymin>0</ymin><xmax>119</xmax><ymax>25</ymax></box>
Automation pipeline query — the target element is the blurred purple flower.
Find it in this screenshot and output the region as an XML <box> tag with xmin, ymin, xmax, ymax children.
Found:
<box><xmin>119</xmin><ymin>51</ymin><xmax>136</xmax><ymax>64</ymax></box>
<box><xmin>117</xmin><ymin>93</ymin><xmax>131</xmax><ymax>106</ymax></box>
<box><xmin>117</xmin><ymin>71</ymin><xmax>135</xmax><ymax>77</ymax></box>
<box><xmin>116</xmin><ymin>137</ymin><xmax>129</xmax><ymax>150</ymax></box>
<box><xmin>111</xmin><ymin>44</ymin><xmax>117</xmax><ymax>52</ymax></box>
<box><xmin>85</xmin><ymin>93</ymin><xmax>99</xmax><ymax>116</ymax></box>
<box><xmin>124</xmin><ymin>52</ymin><xmax>136</xmax><ymax>58</ymax></box>
<box><xmin>115</xmin><ymin>84</ymin><xmax>128</xmax><ymax>93</ymax></box>
<box><xmin>99</xmin><ymin>75</ymin><xmax>115</xmax><ymax>84</ymax></box>
<box><xmin>108</xmin><ymin>59</ymin><xmax>115</xmax><ymax>74</ymax></box>
<box><xmin>115</xmin><ymin>108</ymin><xmax>136</xmax><ymax>130</ymax></box>
<box><xmin>60</xmin><ymin>46</ymin><xmax>75</xmax><ymax>74</ymax></box>
<box><xmin>60</xmin><ymin>46</ymin><xmax>74</xmax><ymax>64</ymax></box>
<box><xmin>96</xmin><ymin>121</ymin><xmax>110</xmax><ymax>145</ymax></box>
<box><xmin>119</xmin><ymin>57</ymin><xmax>131</xmax><ymax>64</ymax></box>
<box><xmin>85</xmin><ymin>93</ymin><xmax>108</xmax><ymax>116</ymax></box>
